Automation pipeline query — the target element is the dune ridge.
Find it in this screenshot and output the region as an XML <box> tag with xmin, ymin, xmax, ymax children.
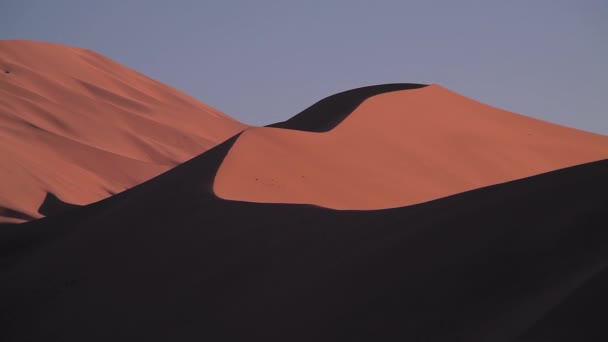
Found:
<box><xmin>267</xmin><ymin>83</ymin><xmax>427</xmax><ymax>132</ymax></box>
<box><xmin>215</xmin><ymin>84</ymin><xmax>608</xmax><ymax>209</ymax></box>
<box><xmin>0</xmin><ymin>40</ymin><xmax>247</xmax><ymax>223</ymax></box>
<box><xmin>1</xmin><ymin>125</ymin><xmax>606</xmax><ymax>340</ymax></box>
<box><xmin>2</xmin><ymin>41</ymin><xmax>607</xmax><ymax>340</ymax></box>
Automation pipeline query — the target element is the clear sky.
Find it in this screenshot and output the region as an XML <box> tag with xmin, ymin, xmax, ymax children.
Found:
<box><xmin>2</xmin><ymin>0</ymin><xmax>607</xmax><ymax>134</ymax></box>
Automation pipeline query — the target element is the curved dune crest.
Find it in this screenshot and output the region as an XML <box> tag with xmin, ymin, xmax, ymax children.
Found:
<box><xmin>214</xmin><ymin>84</ymin><xmax>608</xmax><ymax>209</ymax></box>
<box><xmin>267</xmin><ymin>83</ymin><xmax>427</xmax><ymax>132</ymax></box>
<box><xmin>0</xmin><ymin>40</ymin><xmax>246</xmax><ymax>223</ymax></box>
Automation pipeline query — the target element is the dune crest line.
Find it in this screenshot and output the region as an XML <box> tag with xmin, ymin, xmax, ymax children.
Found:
<box><xmin>214</xmin><ymin>83</ymin><xmax>608</xmax><ymax>209</ymax></box>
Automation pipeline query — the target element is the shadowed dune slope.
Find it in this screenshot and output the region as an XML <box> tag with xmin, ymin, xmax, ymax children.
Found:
<box><xmin>215</xmin><ymin>84</ymin><xmax>608</xmax><ymax>209</ymax></box>
<box><xmin>0</xmin><ymin>40</ymin><xmax>246</xmax><ymax>223</ymax></box>
<box><xmin>267</xmin><ymin>83</ymin><xmax>427</xmax><ymax>132</ymax></box>
<box><xmin>1</xmin><ymin>131</ymin><xmax>606</xmax><ymax>340</ymax></box>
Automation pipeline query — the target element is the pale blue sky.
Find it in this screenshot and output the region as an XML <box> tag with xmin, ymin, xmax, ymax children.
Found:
<box><xmin>2</xmin><ymin>0</ymin><xmax>607</xmax><ymax>134</ymax></box>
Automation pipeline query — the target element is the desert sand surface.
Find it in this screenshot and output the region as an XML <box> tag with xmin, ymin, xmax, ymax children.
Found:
<box><xmin>1</xmin><ymin>42</ymin><xmax>607</xmax><ymax>341</ymax></box>
<box><xmin>0</xmin><ymin>40</ymin><xmax>246</xmax><ymax>223</ymax></box>
<box><xmin>215</xmin><ymin>84</ymin><xmax>608</xmax><ymax>209</ymax></box>
<box><xmin>2</xmin><ymin>133</ymin><xmax>606</xmax><ymax>341</ymax></box>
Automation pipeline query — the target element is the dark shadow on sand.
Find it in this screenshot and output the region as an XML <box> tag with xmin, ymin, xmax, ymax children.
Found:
<box><xmin>38</xmin><ymin>192</ymin><xmax>81</xmax><ymax>218</ymax></box>
<box><xmin>267</xmin><ymin>83</ymin><xmax>427</xmax><ymax>132</ymax></box>
<box><xmin>1</xmin><ymin>84</ymin><xmax>606</xmax><ymax>341</ymax></box>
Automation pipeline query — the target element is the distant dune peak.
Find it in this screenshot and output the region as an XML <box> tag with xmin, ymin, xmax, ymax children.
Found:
<box><xmin>214</xmin><ymin>84</ymin><xmax>608</xmax><ymax>209</ymax></box>
<box><xmin>267</xmin><ymin>83</ymin><xmax>428</xmax><ymax>132</ymax></box>
<box><xmin>0</xmin><ymin>40</ymin><xmax>247</xmax><ymax>223</ymax></box>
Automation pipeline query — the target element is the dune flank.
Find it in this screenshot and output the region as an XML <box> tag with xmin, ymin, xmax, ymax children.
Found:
<box><xmin>0</xmin><ymin>40</ymin><xmax>246</xmax><ymax>223</ymax></box>
<box><xmin>214</xmin><ymin>84</ymin><xmax>608</xmax><ymax>209</ymax></box>
<box><xmin>2</xmin><ymin>132</ymin><xmax>607</xmax><ymax>340</ymax></box>
<box><xmin>1</xmin><ymin>44</ymin><xmax>607</xmax><ymax>340</ymax></box>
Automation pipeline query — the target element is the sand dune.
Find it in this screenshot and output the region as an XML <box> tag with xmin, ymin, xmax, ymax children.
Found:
<box><xmin>2</xmin><ymin>132</ymin><xmax>606</xmax><ymax>340</ymax></box>
<box><xmin>215</xmin><ymin>84</ymin><xmax>608</xmax><ymax>209</ymax></box>
<box><xmin>0</xmin><ymin>40</ymin><xmax>246</xmax><ymax>223</ymax></box>
<box><xmin>1</xmin><ymin>42</ymin><xmax>607</xmax><ymax>341</ymax></box>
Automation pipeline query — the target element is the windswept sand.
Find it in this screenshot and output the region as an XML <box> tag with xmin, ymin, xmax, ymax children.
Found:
<box><xmin>215</xmin><ymin>84</ymin><xmax>608</xmax><ymax>209</ymax></box>
<box><xmin>3</xmin><ymin>136</ymin><xmax>607</xmax><ymax>340</ymax></box>
<box><xmin>0</xmin><ymin>40</ymin><xmax>246</xmax><ymax>223</ymax></box>
<box><xmin>1</xmin><ymin>53</ymin><xmax>607</xmax><ymax>340</ymax></box>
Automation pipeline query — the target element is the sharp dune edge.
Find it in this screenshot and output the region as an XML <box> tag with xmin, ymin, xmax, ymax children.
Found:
<box><xmin>1</xmin><ymin>41</ymin><xmax>607</xmax><ymax>341</ymax></box>
<box><xmin>215</xmin><ymin>84</ymin><xmax>608</xmax><ymax>209</ymax></box>
<box><xmin>0</xmin><ymin>40</ymin><xmax>247</xmax><ymax>223</ymax></box>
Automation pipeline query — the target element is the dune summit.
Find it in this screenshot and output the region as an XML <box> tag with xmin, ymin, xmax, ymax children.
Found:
<box><xmin>215</xmin><ymin>84</ymin><xmax>608</xmax><ymax>209</ymax></box>
<box><xmin>0</xmin><ymin>40</ymin><xmax>246</xmax><ymax>223</ymax></box>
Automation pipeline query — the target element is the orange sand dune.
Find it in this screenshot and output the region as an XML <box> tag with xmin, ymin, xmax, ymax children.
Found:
<box><xmin>215</xmin><ymin>85</ymin><xmax>608</xmax><ymax>209</ymax></box>
<box><xmin>0</xmin><ymin>40</ymin><xmax>246</xmax><ymax>223</ymax></box>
